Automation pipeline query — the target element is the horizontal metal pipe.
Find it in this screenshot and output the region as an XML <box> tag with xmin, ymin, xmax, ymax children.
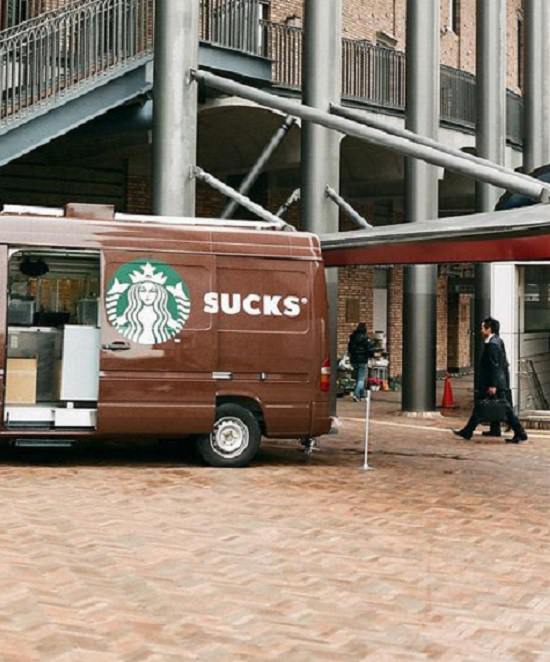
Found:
<box><xmin>193</xmin><ymin>69</ymin><xmax>550</xmax><ymax>202</ymax></box>
<box><xmin>193</xmin><ymin>167</ymin><xmax>292</xmax><ymax>230</ymax></box>
<box><xmin>331</xmin><ymin>103</ymin><xmax>538</xmax><ymax>189</ymax></box>
<box><xmin>222</xmin><ymin>115</ymin><xmax>296</xmax><ymax>219</ymax></box>
<box><xmin>325</xmin><ymin>186</ymin><xmax>372</xmax><ymax>229</ymax></box>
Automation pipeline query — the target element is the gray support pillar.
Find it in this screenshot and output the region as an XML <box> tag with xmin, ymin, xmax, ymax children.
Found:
<box><xmin>153</xmin><ymin>1</ymin><xmax>198</xmax><ymax>216</ymax></box>
<box><xmin>474</xmin><ymin>0</ymin><xmax>506</xmax><ymax>373</ymax></box>
<box><xmin>524</xmin><ymin>0</ymin><xmax>550</xmax><ymax>172</ymax></box>
<box><xmin>301</xmin><ymin>0</ymin><xmax>342</xmax><ymax>415</ymax></box>
<box><xmin>402</xmin><ymin>0</ymin><xmax>440</xmax><ymax>412</ymax></box>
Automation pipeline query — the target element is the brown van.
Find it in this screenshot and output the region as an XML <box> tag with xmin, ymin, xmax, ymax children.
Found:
<box><xmin>0</xmin><ymin>204</ymin><xmax>331</xmax><ymax>466</ymax></box>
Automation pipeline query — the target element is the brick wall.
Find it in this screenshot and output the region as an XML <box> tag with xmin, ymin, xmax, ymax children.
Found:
<box><xmin>125</xmin><ymin>176</ymin><xmax>226</xmax><ymax>218</ymax></box>
<box><xmin>447</xmin><ymin>292</ymin><xmax>472</xmax><ymax>371</ymax></box>
<box><xmin>337</xmin><ymin>266</ymin><xmax>374</xmax><ymax>356</ymax></box>
<box><xmin>126</xmin><ymin>175</ymin><xmax>152</xmax><ymax>215</ymax></box>
<box><xmin>437</xmin><ymin>270</ymin><xmax>448</xmax><ymax>374</ymax></box>
<box><xmin>387</xmin><ymin>266</ymin><xmax>403</xmax><ymax>378</ymax></box>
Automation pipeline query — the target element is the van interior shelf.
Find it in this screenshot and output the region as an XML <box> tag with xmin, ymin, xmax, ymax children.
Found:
<box><xmin>4</xmin><ymin>249</ymin><xmax>100</xmax><ymax>429</ymax></box>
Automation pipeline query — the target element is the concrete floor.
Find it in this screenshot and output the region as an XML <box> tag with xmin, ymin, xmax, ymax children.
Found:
<box><xmin>0</xmin><ymin>386</ymin><xmax>548</xmax><ymax>660</ymax></box>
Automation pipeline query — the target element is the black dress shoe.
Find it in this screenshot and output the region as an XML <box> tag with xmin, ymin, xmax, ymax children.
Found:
<box><xmin>482</xmin><ymin>430</ymin><xmax>502</xmax><ymax>437</ymax></box>
<box><xmin>506</xmin><ymin>434</ymin><xmax>528</xmax><ymax>444</ymax></box>
<box><xmin>452</xmin><ymin>429</ymin><xmax>471</xmax><ymax>440</ymax></box>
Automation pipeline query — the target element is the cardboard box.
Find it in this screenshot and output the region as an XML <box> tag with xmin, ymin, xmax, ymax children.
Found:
<box><xmin>5</xmin><ymin>358</ymin><xmax>37</xmax><ymax>404</ymax></box>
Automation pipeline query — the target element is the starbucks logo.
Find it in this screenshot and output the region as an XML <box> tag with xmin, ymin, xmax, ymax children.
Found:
<box><xmin>106</xmin><ymin>259</ymin><xmax>191</xmax><ymax>345</ymax></box>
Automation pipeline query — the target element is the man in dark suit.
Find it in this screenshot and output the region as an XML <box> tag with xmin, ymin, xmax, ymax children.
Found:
<box><xmin>453</xmin><ymin>317</ymin><xmax>528</xmax><ymax>443</ymax></box>
<box><xmin>482</xmin><ymin>319</ymin><xmax>512</xmax><ymax>437</ymax></box>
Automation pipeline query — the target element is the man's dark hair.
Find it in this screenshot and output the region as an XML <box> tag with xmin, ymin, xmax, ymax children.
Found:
<box><xmin>482</xmin><ymin>317</ymin><xmax>500</xmax><ymax>334</ymax></box>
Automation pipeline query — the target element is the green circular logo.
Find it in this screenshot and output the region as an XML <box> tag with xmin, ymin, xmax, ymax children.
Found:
<box><xmin>106</xmin><ymin>259</ymin><xmax>191</xmax><ymax>345</ymax></box>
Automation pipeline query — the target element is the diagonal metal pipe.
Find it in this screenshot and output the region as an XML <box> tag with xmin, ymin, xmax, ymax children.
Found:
<box><xmin>192</xmin><ymin>69</ymin><xmax>550</xmax><ymax>203</ymax></box>
<box><xmin>275</xmin><ymin>188</ymin><xmax>301</xmax><ymax>218</ymax></box>
<box><xmin>325</xmin><ymin>186</ymin><xmax>372</xmax><ymax>229</ymax></box>
<box><xmin>330</xmin><ymin>103</ymin><xmax>539</xmax><ymax>189</ymax></box>
<box><xmin>193</xmin><ymin>167</ymin><xmax>292</xmax><ymax>230</ymax></box>
<box><xmin>221</xmin><ymin>115</ymin><xmax>297</xmax><ymax>219</ymax></box>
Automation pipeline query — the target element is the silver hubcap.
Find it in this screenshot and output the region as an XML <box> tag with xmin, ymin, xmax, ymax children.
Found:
<box><xmin>210</xmin><ymin>417</ymin><xmax>249</xmax><ymax>459</ymax></box>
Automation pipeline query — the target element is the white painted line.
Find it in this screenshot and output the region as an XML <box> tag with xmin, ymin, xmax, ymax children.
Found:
<box><xmin>343</xmin><ymin>417</ymin><xmax>550</xmax><ymax>439</ymax></box>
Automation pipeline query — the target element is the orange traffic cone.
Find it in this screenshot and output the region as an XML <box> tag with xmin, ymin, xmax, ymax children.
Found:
<box><xmin>441</xmin><ymin>373</ymin><xmax>456</xmax><ymax>408</ymax></box>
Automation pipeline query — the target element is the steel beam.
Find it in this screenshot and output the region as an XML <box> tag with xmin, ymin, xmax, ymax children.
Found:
<box><xmin>222</xmin><ymin>116</ymin><xmax>297</xmax><ymax>219</ymax></box>
<box><xmin>401</xmin><ymin>0</ymin><xmax>439</xmax><ymax>413</ymax></box>
<box><xmin>474</xmin><ymin>0</ymin><xmax>506</xmax><ymax>377</ymax></box>
<box><xmin>276</xmin><ymin>188</ymin><xmax>301</xmax><ymax>218</ymax></box>
<box><xmin>193</xmin><ymin>70</ymin><xmax>550</xmax><ymax>202</ymax></box>
<box><xmin>331</xmin><ymin>104</ymin><xmax>538</xmax><ymax>189</ymax></box>
<box><xmin>301</xmin><ymin>0</ymin><xmax>342</xmax><ymax>415</ymax></box>
<box><xmin>525</xmin><ymin>0</ymin><xmax>550</xmax><ymax>172</ymax></box>
<box><xmin>325</xmin><ymin>186</ymin><xmax>372</xmax><ymax>229</ymax></box>
<box><xmin>153</xmin><ymin>1</ymin><xmax>198</xmax><ymax>216</ymax></box>
<box><xmin>192</xmin><ymin>167</ymin><xmax>290</xmax><ymax>230</ymax></box>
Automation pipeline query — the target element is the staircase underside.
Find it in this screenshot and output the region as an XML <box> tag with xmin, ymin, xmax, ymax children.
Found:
<box><xmin>0</xmin><ymin>45</ymin><xmax>271</xmax><ymax>168</ymax></box>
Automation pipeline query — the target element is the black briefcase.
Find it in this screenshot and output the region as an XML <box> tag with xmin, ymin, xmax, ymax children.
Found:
<box><xmin>478</xmin><ymin>397</ymin><xmax>508</xmax><ymax>423</ymax></box>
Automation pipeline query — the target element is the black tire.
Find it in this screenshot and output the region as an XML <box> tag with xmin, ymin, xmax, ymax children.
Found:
<box><xmin>196</xmin><ymin>403</ymin><xmax>261</xmax><ymax>467</ymax></box>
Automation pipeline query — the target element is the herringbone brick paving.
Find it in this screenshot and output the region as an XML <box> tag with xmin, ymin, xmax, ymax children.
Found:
<box><xmin>0</xmin><ymin>395</ymin><xmax>549</xmax><ymax>660</ymax></box>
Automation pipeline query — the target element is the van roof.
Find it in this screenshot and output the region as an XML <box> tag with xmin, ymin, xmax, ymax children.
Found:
<box><xmin>0</xmin><ymin>204</ymin><xmax>322</xmax><ymax>261</ymax></box>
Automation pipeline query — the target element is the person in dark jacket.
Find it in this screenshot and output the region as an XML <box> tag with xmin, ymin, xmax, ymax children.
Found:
<box><xmin>348</xmin><ymin>322</ymin><xmax>369</xmax><ymax>402</ymax></box>
<box><xmin>483</xmin><ymin>319</ymin><xmax>513</xmax><ymax>437</ymax></box>
<box><xmin>453</xmin><ymin>317</ymin><xmax>527</xmax><ymax>443</ymax></box>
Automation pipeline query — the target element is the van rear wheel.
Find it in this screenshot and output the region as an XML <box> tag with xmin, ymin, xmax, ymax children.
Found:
<box><xmin>196</xmin><ymin>403</ymin><xmax>261</xmax><ymax>467</ymax></box>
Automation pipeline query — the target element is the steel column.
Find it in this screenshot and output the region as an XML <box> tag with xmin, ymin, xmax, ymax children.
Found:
<box><xmin>474</xmin><ymin>0</ymin><xmax>506</xmax><ymax>374</ymax></box>
<box><xmin>525</xmin><ymin>0</ymin><xmax>550</xmax><ymax>172</ymax></box>
<box><xmin>402</xmin><ymin>0</ymin><xmax>439</xmax><ymax>413</ymax></box>
<box><xmin>222</xmin><ymin>116</ymin><xmax>297</xmax><ymax>219</ymax></box>
<box><xmin>153</xmin><ymin>1</ymin><xmax>198</xmax><ymax>216</ymax></box>
<box><xmin>301</xmin><ymin>0</ymin><xmax>342</xmax><ymax>415</ymax></box>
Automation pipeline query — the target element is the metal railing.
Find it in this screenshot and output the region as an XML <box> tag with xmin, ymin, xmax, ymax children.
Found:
<box><xmin>263</xmin><ymin>20</ymin><xmax>524</xmax><ymax>144</ymax></box>
<box><xmin>0</xmin><ymin>0</ymin><xmax>153</xmax><ymax>126</ymax></box>
<box><xmin>342</xmin><ymin>38</ymin><xmax>406</xmax><ymax>110</ymax></box>
<box><xmin>0</xmin><ymin>3</ymin><xmax>524</xmax><ymax>145</ymax></box>
<box><xmin>0</xmin><ymin>0</ymin><xmax>81</xmax><ymax>30</ymax></box>
<box><xmin>199</xmin><ymin>0</ymin><xmax>269</xmax><ymax>55</ymax></box>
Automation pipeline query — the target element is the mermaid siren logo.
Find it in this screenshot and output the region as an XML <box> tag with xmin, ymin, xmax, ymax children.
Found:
<box><xmin>106</xmin><ymin>260</ymin><xmax>191</xmax><ymax>345</ymax></box>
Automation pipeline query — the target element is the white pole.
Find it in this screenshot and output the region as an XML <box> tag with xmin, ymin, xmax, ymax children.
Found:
<box><xmin>363</xmin><ymin>389</ymin><xmax>372</xmax><ymax>470</ymax></box>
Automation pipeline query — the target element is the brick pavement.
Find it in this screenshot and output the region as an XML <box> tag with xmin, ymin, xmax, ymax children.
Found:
<box><xmin>0</xmin><ymin>393</ymin><xmax>549</xmax><ymax>660</ymax></box>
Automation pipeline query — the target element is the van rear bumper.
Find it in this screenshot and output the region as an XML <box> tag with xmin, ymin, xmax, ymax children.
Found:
<box><xmin>310</xmin><ymin>401</ymin><xmax>331</xmax><ymax>436</ymax></box>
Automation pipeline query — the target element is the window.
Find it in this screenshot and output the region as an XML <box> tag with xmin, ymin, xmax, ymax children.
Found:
<box><xmin>517</xmin><ymin>16</ymin><xmax>525</xmax><ymax>89</ymax></box>
<box><xmin>345</xmin><ymin>298</ymin><xmax>360</xmax><ymax>324</ymax></box>
<box><xmin>448</xmin><ymin>0</ymin><xmax>461</xmax><ymax>35</ymax></box>
<box><xmin>524</xmin><ymin>266</ymin><xmax>550</xmax><ymax>332</ymax></box>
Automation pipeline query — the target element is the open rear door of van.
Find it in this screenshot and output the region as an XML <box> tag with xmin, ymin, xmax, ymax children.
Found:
<box><xmin>98</xmin><ymin>250</ymin><xmax>217</xmax><ymax>436</ymax></box>
<box><xmin>0</xmin><ymin>246</ymin><xmax>7</xmax><ymax>430</ymax></box>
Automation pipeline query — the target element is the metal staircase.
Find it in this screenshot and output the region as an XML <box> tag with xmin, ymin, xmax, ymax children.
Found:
<box><xmin>0</xmin><ymin>0</ymin><xmax>154</xmax><ymax>167</ymax></box>
<box><xmin>0</xmin><ymin>0</ymin><xmax>271</xmax><ymax>168</ymax></box>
